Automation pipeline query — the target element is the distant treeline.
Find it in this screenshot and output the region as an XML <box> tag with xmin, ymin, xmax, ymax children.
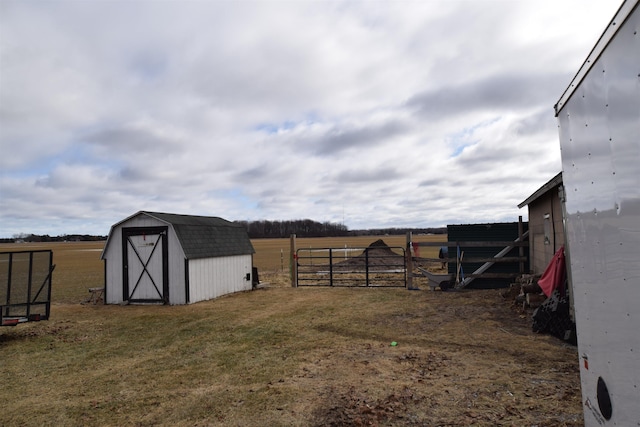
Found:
<box><xmin>349</xmin><ymin>227</ymin><xmax>446</xmax><ymax>236</ymax></box>
<box><xmin>0</xmin><ymin>234</ymin><xmax>107</xmax><ymax>244</ymax></box>
<box><xmin>234</xmin><ymin>220</ymin><xmax>446</xmax><ymax>239</ymax></box>
<box><xmin>2</xmin><ymin>223</ymin><xmax>447</xmax><ymax>243</ymax></box>
<box><xmin>235</xmin><ymin>219</ymin><xmax>349</xmax><ymax>238</ymax></box>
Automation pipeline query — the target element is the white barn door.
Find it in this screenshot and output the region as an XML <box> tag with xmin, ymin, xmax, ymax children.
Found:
<box><xmin>122</xmin><ymin>227</ymin><xmax>168</xmax><ymax>304</ymax></box>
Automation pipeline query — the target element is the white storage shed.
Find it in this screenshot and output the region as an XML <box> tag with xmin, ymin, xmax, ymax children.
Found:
<box><xmin>101</xmin><ymin>211</ymin><xmax>255</xmax><ymax>305</ymax></box>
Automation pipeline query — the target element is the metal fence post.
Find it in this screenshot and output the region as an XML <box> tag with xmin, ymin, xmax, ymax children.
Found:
<box><xmin>365</xmin><ymin>248</ymin><xmax>369</xmax><ymax>287</ymax></box>
<box><xmin>329</xmin><ymin>248</ymin><xmax>333</xmax><ymax>286</ymax></box>
<box><xmin>290</xmin><ymin>234</ymin><xmax>297</xmax><ymax>287</ymax></box>
<box><xmin>406</xmin><ymin>232</ymin><xmax>413</xmax><ymax>289</ymax></box>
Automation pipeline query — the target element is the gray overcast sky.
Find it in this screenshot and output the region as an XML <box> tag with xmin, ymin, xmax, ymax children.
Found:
<box><xmin>0</xmin><ymin>0</ymin><xmax>622</xmax><ymax>237</ymax></box>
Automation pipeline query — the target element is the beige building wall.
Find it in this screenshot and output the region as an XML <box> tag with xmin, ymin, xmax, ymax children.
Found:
<box><xmin>527</xmin><ymin>187</ymin><xmax>564</xmax><ymax>275</ymax></box>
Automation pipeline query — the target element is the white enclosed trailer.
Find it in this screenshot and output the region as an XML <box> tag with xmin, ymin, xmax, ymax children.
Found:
<box><xmin>555</xmin><ymin>0</ymin><xmax>639</xmax><ymax>425</ymax></box>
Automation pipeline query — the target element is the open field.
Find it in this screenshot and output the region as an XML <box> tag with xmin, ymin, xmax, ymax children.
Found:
<box><xmin>1</xmin><ymin>238</ymin><xmax>582</xmax><ymax>426</ymax></box>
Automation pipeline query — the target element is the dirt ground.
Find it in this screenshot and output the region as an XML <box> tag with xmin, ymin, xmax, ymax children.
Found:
<box><xmin>251</xmin><ymin>272</ymin><xmax>584</xmax><ymax>427</ymax></box>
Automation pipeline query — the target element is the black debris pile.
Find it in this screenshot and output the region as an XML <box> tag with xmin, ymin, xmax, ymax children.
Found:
<box><xmin>532</xmin><ymin>289</ymin><xmax>577</xmax><ymax>345</ymax></box>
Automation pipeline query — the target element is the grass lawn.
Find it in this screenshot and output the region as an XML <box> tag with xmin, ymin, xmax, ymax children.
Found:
<box><xmin>0</xmin><ymin>239</ymin><xmax>582</xmax><ymax>426</ymax></box>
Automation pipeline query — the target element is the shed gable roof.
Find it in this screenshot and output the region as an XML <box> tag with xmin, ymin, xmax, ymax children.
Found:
<box><xmin>141</xmin><ymin>212</ymin><xmax>255</xmax><ymax>259</ymax></box>
<box><xmin>102</xmin><ymin>211</ymin><xmax>255</xmax><ymax>260</ymax></box>
<box><xmin>517</xmin><ymin>172</ymin><xmax>563</xmax><ymax>209</ymax></box>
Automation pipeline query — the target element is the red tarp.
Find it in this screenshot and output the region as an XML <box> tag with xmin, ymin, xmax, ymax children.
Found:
<box><xmin>538</xmin><ymin>246</ymin><xmax>566</xmax><ymax>297</ymax></box>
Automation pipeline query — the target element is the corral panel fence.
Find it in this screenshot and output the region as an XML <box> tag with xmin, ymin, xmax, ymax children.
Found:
<box><xmin>407</xmin><ymin>219</ymin><xmax>529</xmax><ymax>290</ymax></box>
<box><xmin>295</xmin><ymin>246</ymin><xmax>407</xmax><ymax>287</ymax></box>
<box><xmin>1</xmin><ymin>250</ymin><xmax>54</xmax><ymax>326</ymax></box>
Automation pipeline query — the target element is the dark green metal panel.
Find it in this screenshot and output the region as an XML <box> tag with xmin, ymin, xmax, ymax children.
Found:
<box><xmin>447</xmin><ymin>222</ymin><xmax>529</xmax><ymax>289</ymax></box>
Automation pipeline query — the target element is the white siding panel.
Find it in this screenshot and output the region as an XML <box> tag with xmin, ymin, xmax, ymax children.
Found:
<box><xmin>124</xmin><ymin>215</ymin><xmax>167</xmax><ymax>228</ymax></box>
<box><xmin>104</xmin><ymin>228</ymin><xmax>123</xmax><ymax>304</ymax></box>
<box><xmin>166</xmin><ymin>228</ymin><xmax>186</xmax><ymax>305</ymax></box>
<box><xmin>188</xmin><ymin>255</ymin><xmax>253</xmax><ymax>303</ymax></box>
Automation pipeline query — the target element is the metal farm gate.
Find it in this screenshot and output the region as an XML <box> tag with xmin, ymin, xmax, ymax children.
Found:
<box><xmin>295</xmin><ymin>245</ymin><xmax>407</xmax><ymax>287</ymax></box>
<box><xmin>1</xmin><ymin>250</ymin><xmax>54</xmax><ymax>326</ymax></box>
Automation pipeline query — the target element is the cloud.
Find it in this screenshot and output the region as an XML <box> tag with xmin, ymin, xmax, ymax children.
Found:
<box><xmin>406</xmin><ymin>73</ymin><xmax>566</xmax><ymax>120</ymax></box>
<box><xmin>296</xmin><ymin>118</ymin><xmax>411</xmax><ymax>156</ymax></box>
<box><xmin>334</xmin><ymin>166</ymin><xmax>402</xmax><ymax>183</ymax></box>
<box><xmin>87</xmin><ymin>124</ymin><xmax>183</xmax><ymax>154</ymax></box>
<box><xmin>0</xmin><ymin>0</ymin><xmax>624</xmax><ymax>236</ymax></box>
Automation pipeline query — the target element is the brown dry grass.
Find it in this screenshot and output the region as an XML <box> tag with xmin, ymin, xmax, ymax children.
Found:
<box><xmin>0</xmin><ymin>238</ymin><xmax>582</xmax><ymax>426</ymax></box>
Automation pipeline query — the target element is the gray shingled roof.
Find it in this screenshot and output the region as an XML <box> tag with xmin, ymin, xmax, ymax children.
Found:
<box><xmin>143</xmin><ymin>211</ymin><xmax>255</xmax><ymax>259</ymax></box>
